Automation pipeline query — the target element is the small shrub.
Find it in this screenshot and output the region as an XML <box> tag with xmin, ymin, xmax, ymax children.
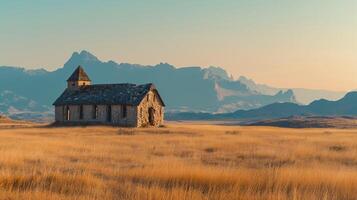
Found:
<box><xmin>225</xmin><ymin>130</ymin><xmax>241</xmax><ymax>135</ymax></box>
<box><xmin>204</xmin><ymin>147</ymin><xmax>217</xmax><ymax>153</ymax></box>
<box><xmin>143</xmin><ymin>129</ymin><xmax>171</xmax><ymax>134</ymax></box>
<box><xmin>323</xmin><ymin>131</ymin><xmax>333</xmax><ymax>135</ymax></box>
<box><xmin>154</xmin><ymin>130</ymin><xmax>171</xmax><ymax>134</ymax></box>
<box><xmin>329</xmin><ymin>145</ymin><xmax>347</xmax><ymax>152</ymax></box>
<box><xmin>117</xmin><ymin>129</ymin><xmax>135</xmax><ymax>135</ymax></box>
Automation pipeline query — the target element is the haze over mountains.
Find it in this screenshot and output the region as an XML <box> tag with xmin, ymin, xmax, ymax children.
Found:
<box><xmin>0</xmin><ymin>50</ymin><xmax>348</xmax><ymax>121</ymax></box>
<box><xmin>238</xmin><ymin>76</ymin><xmax>346</xmax><ymax>105</ymax></box>
<box><xmin>167</xmin><ymin>91</ymin><xmax>357</xmax><ymax>121</ymax></box>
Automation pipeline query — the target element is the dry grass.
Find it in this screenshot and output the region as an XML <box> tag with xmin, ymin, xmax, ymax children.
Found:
<box><xmin>0</xmin><ymin>123</ymin><xmax>356</xmax><ymax>199</ymax></box>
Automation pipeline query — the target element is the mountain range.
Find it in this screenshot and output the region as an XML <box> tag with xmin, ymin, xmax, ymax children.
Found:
<box><xmin>166</xmin><ymin>91</ymin><xmax>357</xmax><ymax>120</ymax></box>
<box><xmin>0</xmin><ymin>50</ymin><xmax>348</xmax><ymax>121</ymax></box>
<box><xmin>238</xmin><ymin>76</ymin><xmax>346</xmax><ymax>104</ymax></box>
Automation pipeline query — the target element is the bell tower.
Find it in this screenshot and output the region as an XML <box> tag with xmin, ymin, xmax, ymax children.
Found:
<box><xmin>67</xmin><ymin>65</ymin><xmax>91</xmax><ymax>90</ymax></box>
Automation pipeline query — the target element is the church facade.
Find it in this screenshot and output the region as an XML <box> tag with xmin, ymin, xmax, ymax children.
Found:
<box><xmin>53</xmin><ymin>66</ymin><xmax>165</xmax><ymax>127</ymax></box>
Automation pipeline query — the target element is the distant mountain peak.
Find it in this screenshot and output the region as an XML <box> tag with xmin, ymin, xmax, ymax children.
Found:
<box><xmin>310</xmin><ymin>91</ymin><xmax>357</xmax><ymax>106</ymax></box>
<box><xmin>274</xmin><ymin>89</ymin><xmax>298</xmax><ymax>103</ymax></box>
<box><xmin>203</xmin><ymin>66</ymin><xmax>231</xmax><ymax>81</ymax></box>
<box><xmin>338</xmin><ymin>91</ymin><xmax>357</xmax><ymax>104</ymax></box>
<box><xmin>285</xmin><ymin>89</ymin><xmax>294</xmax><ymax>95</ymax></box>
<box><xmin>154</xmin><ymin>62</ymin><xmax>175</xmax><ymax>70</ymax></box>
<box><xmin>238</xmin><ymin>76</ymin><xmax>252</xmax><ymax>82</ymax></box>
<box><xmin>64</xmin><ymin>50</ymin><xmax>100</xmax><ymax>69</ymax></box>
<box><xmin>238</xmin><ymin>76</ymin><xmax>281</xmax><ymax>96</ymax></box>
<box><xmin>78</xmin><ymin>50</ymin><xmax>99</xmax><ymax>61</ymax></box>
<box><xmin>343</xmin><ymin>91</ymin><xmax>357</xmax><ymax>99</ymax></box>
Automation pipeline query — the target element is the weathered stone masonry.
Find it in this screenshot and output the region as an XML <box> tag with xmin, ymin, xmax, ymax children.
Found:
<box><xmin>53</xmin><ymin>66</ymin><xmax>165</xmax><ymax>127</ymax></box>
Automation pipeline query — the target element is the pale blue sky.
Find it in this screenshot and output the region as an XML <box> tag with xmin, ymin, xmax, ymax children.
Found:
<box><xmin>0</xmin><ymin>0</ymin><xmax>356</xmax><ymax>90</ymax></box>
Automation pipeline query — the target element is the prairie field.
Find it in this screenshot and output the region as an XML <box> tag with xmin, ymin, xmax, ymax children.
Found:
<box><xmin>0</xmin><ymin>122</ymin><xmax>357</xmax><ymax>200</ymax></box>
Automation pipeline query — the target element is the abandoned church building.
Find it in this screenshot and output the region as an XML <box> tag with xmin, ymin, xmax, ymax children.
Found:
<box><xmin>53</xmin><ymin>66</ymin><xmax>165</xmax><ymax>127</ymax></box>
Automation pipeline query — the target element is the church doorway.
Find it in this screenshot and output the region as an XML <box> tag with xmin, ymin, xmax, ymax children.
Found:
<box><xmin>148</xmin><ymin>107</ymin><xmax>155</xmax><ymax>126</ymax></box>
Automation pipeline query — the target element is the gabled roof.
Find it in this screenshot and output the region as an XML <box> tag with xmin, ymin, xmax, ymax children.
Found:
<box><xmin>67</xmin><ymin>66</ymin><xmax>91</xmax><ymax>81</ymax></box>
<box><xmin>53</xmin><ymin>83</ymin><xmax>165</xmax><ymax>106</ymax></box>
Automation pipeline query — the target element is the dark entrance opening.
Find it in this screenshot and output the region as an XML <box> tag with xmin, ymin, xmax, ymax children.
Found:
<box><xmin>148</xmin><ymin>107</ymin><xmax>155</xmax><ymax>126</ymax></box>
<box><xmin>107</xmin><ymin>105</ymin><xmax>112</xmax><ymax>122</ymax></box>
<box><xmin>65</xmin><ymin>106</ymin><xmax>70</xmax><ymax>121</ymax></box>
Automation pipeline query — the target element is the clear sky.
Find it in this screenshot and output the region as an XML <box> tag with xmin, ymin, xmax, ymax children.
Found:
<box><xmin>0</xmin><ymin>0</ymin><xmax>356</xmax><ymax>91</ymax></box>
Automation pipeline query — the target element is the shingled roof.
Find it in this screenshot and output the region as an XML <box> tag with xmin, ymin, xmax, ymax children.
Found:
<box><xmin>53</xmin><ymin>83</ymin><xmax>165</xmax><ymax>106</ymax></box>
<box><xmin>67</xmin><ymin>66</ymin><xmax>91</xmax><ymax>81</ymax></box>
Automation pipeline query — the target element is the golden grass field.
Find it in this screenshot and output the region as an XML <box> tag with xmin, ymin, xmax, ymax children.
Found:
<box><xmin>0</xmin><ymin>122</ymin><xmax>357</xmax><ymax>200</ymax></box>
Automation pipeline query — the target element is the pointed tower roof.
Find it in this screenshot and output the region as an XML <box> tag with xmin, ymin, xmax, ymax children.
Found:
<box><xmin>67</xmin><ymin>65</ymin><xmax>91</xmax><ymax>81</ymax></box>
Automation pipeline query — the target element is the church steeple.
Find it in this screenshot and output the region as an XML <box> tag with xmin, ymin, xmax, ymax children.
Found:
<box><xmin>67</xmin><ymin>65</ymin><xmax>91</xmax><ymax>90</ymax></box>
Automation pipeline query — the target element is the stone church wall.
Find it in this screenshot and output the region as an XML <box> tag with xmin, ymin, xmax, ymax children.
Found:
<box><xmin>137</xmin><ymin>90</ymin><xmax>164</xmax><ymax>127</ymax></box>
<box><xmin>111</xmin><ymin>105</ymin><xmax>137</xmax><ymax>127</ymax></box>
<box><xmin>55</xmin><ymin>104</ymin><xmax>138</xmax><ymax>127</ymax></box>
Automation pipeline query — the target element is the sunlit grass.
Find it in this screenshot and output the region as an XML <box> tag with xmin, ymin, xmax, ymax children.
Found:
<box><xmin>0</xmin><ymin>123</ymin><xmax>356</xmax><ymax>199</ymax></box>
